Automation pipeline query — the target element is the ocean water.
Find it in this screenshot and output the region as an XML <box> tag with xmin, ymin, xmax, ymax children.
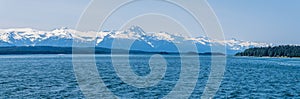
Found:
<box><xmin>0</xmin><ymin>55</ymin><xmax>299</xmax><ymax>98</ymax></box>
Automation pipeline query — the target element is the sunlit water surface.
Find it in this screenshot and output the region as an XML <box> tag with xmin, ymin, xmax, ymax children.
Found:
<box><xmin>0</xmin><ymin>55</ymin><xmax>299</xmax><ymax>98</ymax></box>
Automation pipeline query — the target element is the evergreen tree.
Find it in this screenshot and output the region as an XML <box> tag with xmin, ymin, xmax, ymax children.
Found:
<box><xmin>235</xmin><ymin>45</ymin><xmax>300</xmax><ymax>57</ymax></box>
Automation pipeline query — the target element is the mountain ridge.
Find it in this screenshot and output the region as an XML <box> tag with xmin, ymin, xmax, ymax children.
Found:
<box><xmin>0</xmin><ymin>26</ymin><xmax>272</xmax><ymax>54</ymax></box>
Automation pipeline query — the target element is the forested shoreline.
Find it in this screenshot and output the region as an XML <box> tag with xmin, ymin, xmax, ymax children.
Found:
<box><xmin>235</xmin><ymin>45</ymin><xmax>300</xmax><ymax>58</ymax></box>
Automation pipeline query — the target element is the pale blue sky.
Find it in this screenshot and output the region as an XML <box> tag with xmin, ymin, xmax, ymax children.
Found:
<box><xmin>0</xmin><ymin>0</ymin><xmax>299</xmax><ymax>44</ymax></box>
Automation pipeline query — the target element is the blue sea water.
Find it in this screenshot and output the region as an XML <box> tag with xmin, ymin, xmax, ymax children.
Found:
<box><xmin>0</xmin><ymin>55</ymin><xmax>299</xmax><ymax>98</ymax></box>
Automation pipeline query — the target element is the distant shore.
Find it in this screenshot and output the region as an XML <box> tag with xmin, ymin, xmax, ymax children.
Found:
<box><xmin>235</xmin><ymin>45</ymin><xmax>300</xmax><ymax>58</ymax></box>
<box><xmin>235</xmin><ymin>55</ymin><xmax>300</xmax><ymax>59</ymax></box>
<box><xmin>0</xmin><ymin>46</ymin><xmax>225</xmax><ymax>56</ymax></box>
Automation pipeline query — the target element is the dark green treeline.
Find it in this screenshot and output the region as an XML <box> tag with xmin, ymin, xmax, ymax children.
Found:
<box><xmin>235</xmin><ymin>45</ymin><xmax>300</xmax><ymax>57</ymax></box>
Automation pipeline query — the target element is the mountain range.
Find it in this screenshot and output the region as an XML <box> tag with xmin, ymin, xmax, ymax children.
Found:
<box><xmin>0</xmin><ymin>26</ymin><xmax>272</xmax><ymax>54</ymax></box>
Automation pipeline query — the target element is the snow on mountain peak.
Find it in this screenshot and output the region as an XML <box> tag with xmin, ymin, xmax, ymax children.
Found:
<box><xmin>0</xmin><ymin>27</ymin><xmax>273</xmax><ymax>53</ymax></box>
<box><xmin>128</xmin><ymin>25</ymin><xmax>145</xmax><ymax>34</ymax></box>
<box><xmin>220</xmin><ymin>38</ymin><xmax>272</xmax><ymax>50</ymax></box>
<box><xmin>148</xmin><ymin>32</ymin><xmax>175</xmax><ymax>41</ymax></box>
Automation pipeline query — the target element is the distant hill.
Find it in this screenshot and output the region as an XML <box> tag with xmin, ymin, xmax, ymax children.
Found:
<box><xmin>0</xmin><ymin>46</ymin><xmax>225</xmax><ymax>55</ymax></box>
<box><xmin>235</xmin><ymin>45</ymin><xmax>300</xmax><ymax>58</ymax></box>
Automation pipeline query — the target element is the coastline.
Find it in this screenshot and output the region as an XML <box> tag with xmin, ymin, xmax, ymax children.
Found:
<box><xmin>234</xmin><ymin>56</ymin><xmax>300</xmax><ymax>59</ymax></box>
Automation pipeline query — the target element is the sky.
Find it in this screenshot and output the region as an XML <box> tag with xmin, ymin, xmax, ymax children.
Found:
<box><xmin>0</xmin><ymin>0</ymin><xmax>299</xmax><ymax>45</ymax></box>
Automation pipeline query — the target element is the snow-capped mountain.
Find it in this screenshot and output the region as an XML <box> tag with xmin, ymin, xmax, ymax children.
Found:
<box><xmin>0</xmin><ymin>26</ymin><xmax>272</xmax><ymax>54</ymax></box>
